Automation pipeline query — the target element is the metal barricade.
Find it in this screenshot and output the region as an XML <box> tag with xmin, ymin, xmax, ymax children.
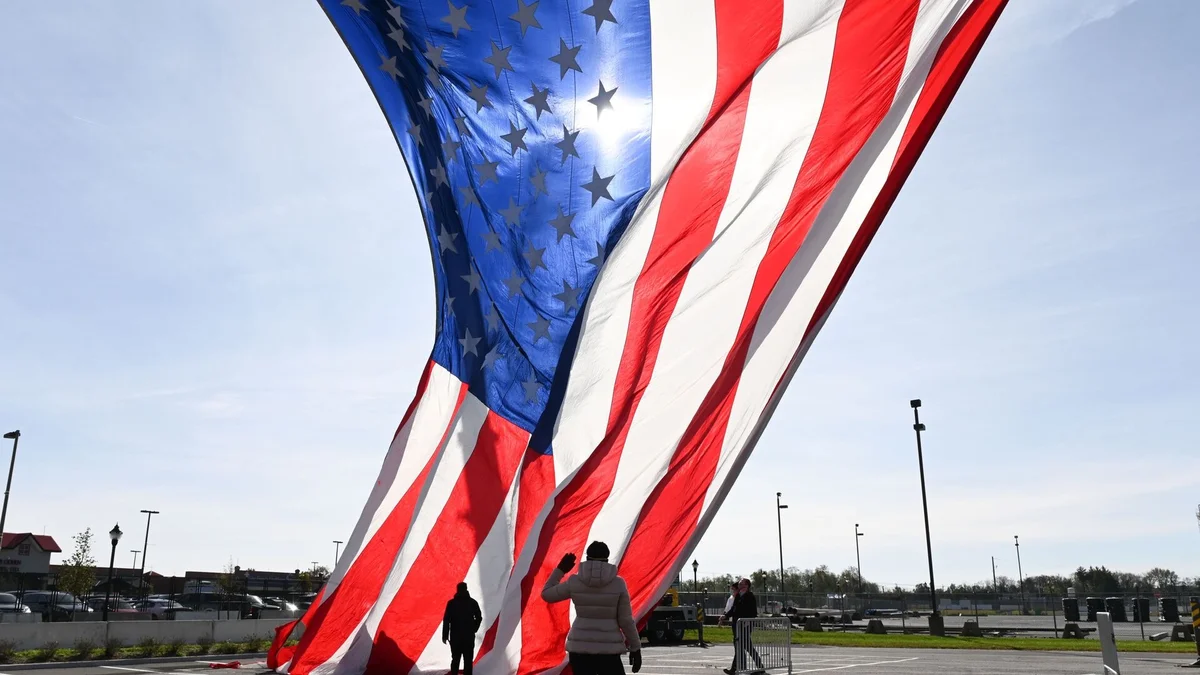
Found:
<box><xmin>734</xmin><ymin>617</ymin><xmax>792</xmax><ymax>674</ymax></box>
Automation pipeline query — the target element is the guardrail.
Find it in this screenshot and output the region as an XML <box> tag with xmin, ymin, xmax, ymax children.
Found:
<box><xmin>734</xmin><ymin>617</ymin><xmax>791</xmax><ymax>674</ymax></box>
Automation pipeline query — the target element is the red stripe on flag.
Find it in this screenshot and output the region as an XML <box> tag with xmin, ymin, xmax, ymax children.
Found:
<box><xmin>617</xmin><ymin>0</ymin><xmax>922</xmax><ymax>618</ymax></box>
<box><xmin>515</xmin><ymin>3</ymin><xmax>783</xmax><ymax>672</ymax></box>
<box><xmin>470</xmin><ymin>447</ymin><xmax>555</xmax><ymax>669</ymax></box>
<box><xmin>364</xmin><ymin>411</ymin><xmax>529</xmax><ymax>674</ymax></box>
<box><xmin>288</xmin><ymin>377</ymin><xmax>469</xmax><ymax>675</ymax></box>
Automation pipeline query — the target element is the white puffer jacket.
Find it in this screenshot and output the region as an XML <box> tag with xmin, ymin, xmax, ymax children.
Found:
<box><xmin>541</xmin><ymin>560</ymin><xmax>641</xmax><ymax>655</ymax></box>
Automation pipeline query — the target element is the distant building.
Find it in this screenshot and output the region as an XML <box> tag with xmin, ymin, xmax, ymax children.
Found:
<box><xmin>0</xmin><ymin>533</ymin><xmax>61</xmax><ymax>576</ymax></box>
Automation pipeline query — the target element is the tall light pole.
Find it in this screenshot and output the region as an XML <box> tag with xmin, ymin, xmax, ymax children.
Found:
<box><xmin>0</xmin><ymin>431</ymin><xmax>21</xmax><ymax>542</ymax></box>
<box><xmin>854</xmin><ymin>524</ymin><xmax>864</xmax><ymax>593</ymax></box>
<box><xmin>137</xmin><ymin>509</ymin><xmax>159</xmax><ymax>598</ymax></box>
<box><xmin>1014</xmin><ymin>535</ymin><xmax>1025</xmax><ymax>615</ymax></box>
<box><xmin>103</xmin><ymin>524</ymin><xmax>122</xmax><ymax>622</ymax></box>
<box><xmin>910</xmin><ymin>399</ymin><xmax>939</xmax><ymax>620</ymax></box>
<box><xmin>776</xmin><ymin>492</ymin><xmax>788</xmax><ymax>607</ymax></box>
<box><xmin>334</xmin><ymin>540</ymin><xmax>343</xmax><ymax>566</ymax></box>
<box><xmin>131</xmin><ymin>550</ymin><xmax>141</xmax><ymax>570</ymax></box>
<box><xmin>992</xmin><ymin>556</ymin><xmax>998</xmax><ymax>591</ymax></box>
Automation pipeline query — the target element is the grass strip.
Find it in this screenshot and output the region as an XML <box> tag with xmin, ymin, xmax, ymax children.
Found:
<box><xmin>688</xmin><ymin>628</ymin><xmax>1198</xmax><ymax>653</ymax></box>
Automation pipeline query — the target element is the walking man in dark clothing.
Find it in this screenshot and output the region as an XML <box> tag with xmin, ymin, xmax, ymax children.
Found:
<box><xmin>443</xmin><ymin>582</ymin><xmax>483</xmax><ymax>675</ymax></box>
<box><xmin>722</xmin><ymin>578</ymin><xmax>764</xmax><ymax>674</ymax></box>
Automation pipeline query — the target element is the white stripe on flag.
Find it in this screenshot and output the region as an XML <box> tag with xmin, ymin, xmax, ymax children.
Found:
<box><xmin>548</xmin><ymin>0</ymin><xmax>719</xmax><ymax>483</ymax></box>
<box><xmin>589</xmin><ymin>0</ymin><xmax>845</xmax><ymax>564</ymax></box>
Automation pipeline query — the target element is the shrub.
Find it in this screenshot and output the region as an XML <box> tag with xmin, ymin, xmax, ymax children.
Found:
<box><xmin>72</xmin><ymin>639</ymin><xmax>97</xmax><ymax>661</ymax></box>
<box><xmin>213</xmin><ymin>641</ymin><xmax>238</xmax><ymax>655</ymax></box>
<box><xmin>0</xmin><ymin>640</ymin><xmax>15</xmax><ymax>663</ymax></box>
<box><xmin>161</xmin><ymin>638</ymin><xmax>184</xmax><ymax>657</ymax></box>
<box><xmin>103</xmin><ymin>637</ymin><xmax>123</xmax><ymax>658</ymax></box>
<box><xmin>137</xmin><ymin>637</ymin><xmax>158</xmax><ymax>658</ymax></box>
<box><xmin>247</xmin><ymin>637</ymin><xmax>271</xmax><ymax>653</ymax></box>
<box><xmin>33</xmin><ymin>641</ymin><xmax>59</xmax><ymax>663</ymax></box>
<box><xmin>197</xmin><ymin>635</ymin><xmax>215</xmax><ymax>653</ymax></box>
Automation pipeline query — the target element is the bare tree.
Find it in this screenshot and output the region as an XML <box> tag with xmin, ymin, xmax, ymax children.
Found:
<box><xmin>58</xmin><ymin>529</ymin><xmax>97</xmax><ymax>620</ymax></box>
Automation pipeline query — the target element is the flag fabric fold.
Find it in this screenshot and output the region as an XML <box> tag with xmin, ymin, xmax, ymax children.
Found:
<box><xmin>273</xmin><ymin>0</ymin><xmax>1006</xmax><ymax>673</ymax></box>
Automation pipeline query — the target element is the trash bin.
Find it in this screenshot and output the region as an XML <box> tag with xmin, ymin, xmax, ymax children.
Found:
<box><xmin>1160</xmin><ymin>598</ymin><xmax>1180</xmax><ymax>623</ymax></box>
<box><xmin>1132</xmin><ymin>597</ymin><xmax>1150</xmax><ymax>622</ymax></box>
<box><xmin>1086</xmin><ymin>597</ymin><xmax>1104</xmax><ymax>622</ymax></box>
<box><xmin>1105</xmin><ymin>597</ymin><xmax>1127</xmax><ymax>622</ymax></box>
<box><xmin>1062</xmin><ymin>597</ymin><xmax>1081</xmax><ymax>622</ymax></box>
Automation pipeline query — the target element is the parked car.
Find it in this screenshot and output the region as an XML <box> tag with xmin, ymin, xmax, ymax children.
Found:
<box><xmin>135</xmin><ymin>597</ymin><xmax>190</xmax><ymax>619</ymax></box>
<box><xmin>264</xmin><ymin>597</ymin><xmax>301</xmax><ymax>613</ymax></box>
<box><xmin>8</xmin><ymin>592</ymin><xmax>95</xmax><ymax>620</ymax></box>
<box><xmin>0</xmin><ymin>593</ymin><xmax>32</xmax><ymax>614</ymax></box>
<box><xmin>176</xmin><ymin>592</ymin><xmax>277</xmax><ymax>619</ymax></box>
<box><xmin>86</xmin><ymin>597</ymin><xmax>139</xmax><ymax>613</ymax></box>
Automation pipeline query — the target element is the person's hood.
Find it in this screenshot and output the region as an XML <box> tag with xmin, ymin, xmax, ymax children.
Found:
<box><xmin>577</xmin><ymin>559</ymin><xmax>618</xmax><ymax>587</ymax></box>
<box><xmin>454</xmin><ymin>589</ymin><xmax>471</xmax><ymax>599</ymax></box>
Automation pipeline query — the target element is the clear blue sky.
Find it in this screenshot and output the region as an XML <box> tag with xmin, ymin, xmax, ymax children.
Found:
<box><xmin>1</xmin><ymin>0</ymin><xmax>1196</xmax><ymax>586</ymax></box>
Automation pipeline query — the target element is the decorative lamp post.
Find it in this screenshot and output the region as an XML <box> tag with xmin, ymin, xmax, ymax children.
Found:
<box><xmin>103</xmin><ymin>524</ymin><xmax>122</xmax><ymax>621</ymax></box>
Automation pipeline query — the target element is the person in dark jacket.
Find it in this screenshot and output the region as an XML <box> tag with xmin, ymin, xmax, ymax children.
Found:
<box><xmin>722</xmin><ymin>578</ymin><xmax>763</xmax><ymax>674</ymax></box>
<box><xmin>443</xmin><ymin>582</ymin><xmax>483</xmax><ymax>675</ymax></box>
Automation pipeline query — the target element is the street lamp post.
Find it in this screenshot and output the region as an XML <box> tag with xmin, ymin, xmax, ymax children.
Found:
<box><xmin>776</xmin><ymin>493</ymin><xmax>788</xmax><ymax>608</ymax></box>
<box><xmin>137</xmin><ymin>510</ymin><xmax>159</xmax><ymax>599</ymax></box>
<box><xmin>0</xmin><ymin>431</ymin><xmax>21</xmax><ymax>542</ymax></box>
<box><xmin>1014</xmin><ymin>535</ymin><xmax>1026</xmax><ymax>615</ymax></box>
<box><xmin>910</xmin><ymin>399</ymin><xmax>942</xmax><ymax>629</ymax></box>
<box><xmin>692</xmin><ymin>560</ymin><xmax>706</xmax><ymax>647</ymax></box>
<box><xmin>103</xmin><ymin>524</ymin><xmax>122</xmax><ymax>622</ymax></box>
<box><xmin>333</xmin><ymin>540</ymin><xmax>343</xmax><ymax>567</ymax></box>
<box><xmin>854</xmin><ymin>524</ymin><xmax>864</xmax><ymax>593</ymax></box>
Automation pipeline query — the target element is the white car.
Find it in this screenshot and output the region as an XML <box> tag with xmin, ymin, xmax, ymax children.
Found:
<box><xmin>137</xmin><ymin>597</ymin><xmax>189</xmax><ymax>619</ymax></box>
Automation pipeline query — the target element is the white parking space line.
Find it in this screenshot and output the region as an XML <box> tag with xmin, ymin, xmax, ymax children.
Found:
<box><xmin>99</xmin><ymin>667</ymin><xmax>160</xmax><ymax>673</ymax></box>
<box><xmin>793</xmin><ymin>656</ymin><xmax>919</xmax><ymax>673</ymax></box>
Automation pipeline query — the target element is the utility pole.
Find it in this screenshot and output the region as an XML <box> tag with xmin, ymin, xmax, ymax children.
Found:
<box><xmin>1015</xmin><ymin>535</ymin><xmax>1026</xmax><ymax>615</ymax></box>
<box><xmin>776</xmin><ymin>493</ymin><xmax>788</xmax><ymax>608</ymax></box>
<box><xmin>0</xmin><ymin>431</ymin><xmax>21</xmax><ymax>543</ymax></box>
<box><xmin>137</xmin><ymin>509</ymin><xmax>159</xmax><ymax>598</ymax></box>
<box><xmin>910</xmin><ymin>400</ymin><xmax>940</xmax><ymax>624</ymax></box>
<box><xmin>854</xmin><ymin>524</ymin><xmax>864</xmax><ymax>593</ymax></box>
<box><xmin>992</xmin><ymin>556</ymin><xmax>998</xmax><ymax>591</ymax></box>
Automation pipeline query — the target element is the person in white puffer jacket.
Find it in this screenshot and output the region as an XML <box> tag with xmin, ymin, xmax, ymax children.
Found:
<box><xmin>541</xmin><ymin>541</ymin><xmax>642</xmax><ymax>675</ymax></box>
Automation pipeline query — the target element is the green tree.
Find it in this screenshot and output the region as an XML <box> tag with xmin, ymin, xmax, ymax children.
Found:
<box><xmin>1144</xmin><ymin>567</ymin><xmax>1180</xmax><ymax>589</ymax></box>
<box><xmin>58</xmin><ymin>529</ymin><xmax>97</xmax><ymax>620</ymax></box>
<box><xmin>216</xmin><ymin>559</ymin><xmax>241</xmax><ymax>619</ymax></box>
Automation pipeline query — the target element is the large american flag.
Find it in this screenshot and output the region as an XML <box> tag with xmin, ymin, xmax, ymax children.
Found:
<box><xmin>272</xmin><ymin>0</ymin><xmax>1006</xmax><ymax>673</ymax></box>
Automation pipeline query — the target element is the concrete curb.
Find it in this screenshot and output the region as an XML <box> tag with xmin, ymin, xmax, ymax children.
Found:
<box><xmin>0</xmin><ymin>652</ymin><xmax>268</xmax><ymax>671</ymax></box>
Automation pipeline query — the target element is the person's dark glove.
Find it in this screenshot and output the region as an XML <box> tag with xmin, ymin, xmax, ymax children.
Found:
<box><xmin>629</xmin><ymin>650</ymin><xmax>641</xmax><ymax>673</ymax></box>
<box><xmin>557</xmin><ymin>552</ymin><xmax>577</xmax><ymax>573</ymax></box>
<box><xmin>442</xmin><ymin>637</ymin><xmax>448</xmax><ymax>644</ymax></box>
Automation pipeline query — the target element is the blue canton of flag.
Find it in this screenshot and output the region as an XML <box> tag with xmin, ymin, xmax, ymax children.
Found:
<box><xmin>329</xmin><ymin>0</ymin><xmax>652</xmax><ymax>441</ymax></box>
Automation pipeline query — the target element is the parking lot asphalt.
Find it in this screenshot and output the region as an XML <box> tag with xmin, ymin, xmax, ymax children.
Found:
<box><xmin>3</xmin><ymin>645</ymin><xmax>1198</xmax><ymax>675</ymax></box>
